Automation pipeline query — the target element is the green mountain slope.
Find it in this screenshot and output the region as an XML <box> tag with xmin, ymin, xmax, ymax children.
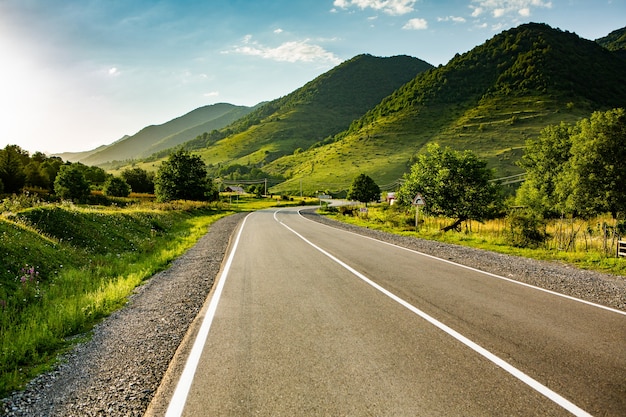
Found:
<box><xmin>596</xmin><ymin>26</ymin><xmax>626</xmax><ymax>59</ymax></box>
<box><xmin>187</xmin><ymin>54</ymin><xmax>433</xmax><ymax>167</ymax></box>
<box><xmin>266</xmin><ymin>23</ymin><xmax>626</xmax><ymax>194</ymax></box>
<box><xmin>79</xmin><ymin>103</ymin><xmax>254</xmax><ymax>166</ymax></box>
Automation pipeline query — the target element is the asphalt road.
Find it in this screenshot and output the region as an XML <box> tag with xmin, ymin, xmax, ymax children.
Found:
<box><xmin>162</xmin><ymin>207</ymin><xmax>626</xmax><ymax>416</ymax></box>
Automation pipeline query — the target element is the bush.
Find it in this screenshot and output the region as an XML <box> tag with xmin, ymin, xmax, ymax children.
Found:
<box><xmin>506</xmin><ymin>211</ymin><xmax>548</xmax><ymax>248</ymax></box>
<box><xmin>103</xmin><ymin>176</ymin><xmax>131</xmax><ymax>197</ymax></box>
<box><xmin>338</xmin><ymin>206</ymin><xmax>358</xmax><ymax>216</ymax></box>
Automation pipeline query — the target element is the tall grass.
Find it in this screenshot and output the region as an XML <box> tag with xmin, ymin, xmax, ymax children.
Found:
<box><xmin>322</xmin><ymin>203</ymin><xmax>626</xmax><ymax>276</ymax></box>
<box><xmin>0</xmin><ymin>201</ymin><xmax>231</xmax><ymax>396</ymax></box>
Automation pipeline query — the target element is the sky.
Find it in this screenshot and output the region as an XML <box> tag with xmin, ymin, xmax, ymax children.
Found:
<box><xmin>0</xmin><ymin>0</ymin><xmax>624</xmax><ymax>155</ymax></box>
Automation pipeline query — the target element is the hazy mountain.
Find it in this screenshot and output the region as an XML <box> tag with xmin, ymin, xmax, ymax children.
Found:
<box><xmin>73</xmin><ymin>103</ymin><xmax>255</xmax><ymax>166</ymax></box>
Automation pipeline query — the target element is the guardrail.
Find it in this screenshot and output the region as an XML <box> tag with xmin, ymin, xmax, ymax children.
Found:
<box><xmin>618</xmin><ymin>240</ymin><xmax>626</xmax><ymax>258</ymax></box>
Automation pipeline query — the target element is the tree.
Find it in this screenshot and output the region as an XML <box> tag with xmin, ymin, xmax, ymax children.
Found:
<box><xmin>0</xmin><ymin>145</ymin><xmax>27</xmax><ymax>193</ymax></box>
<box><xmin>398</xmin><ymin>143</ymin><xmax>501</xmax><ymax>231</ymax></box>
<box><xmin>24</xmin><ymin>161</ymin><xmax>49</xmax><ymax>189</ymax></box>
<box><xmin>54</xmin><ymin>164</ymin><xmax>91</xmax><ymax>202</ymax></box>
<box><xmin>71</xmin><ymin>163</ymin><xmax>107</xmax><ymax>187</ymax></box>
<box><xmin>347</xmin><ymin>174</ymin><xmax>380</xmax><ymax>205</ymax></box>
<box><xmin>516</xmin><ymin>108</ymin><xmax>626</xmax><ymax>219</ymax></box>
<box><xmin>154</xmin><ymin>149</ymin><xmax>216</xmax><ymax>202</ymax></box>
<box><xmin>516</xmin><ymin>122</ymin><xmax>575</xmax><ymax>216</ymax></box>
<box><xmin>103</xmin><ymin>176</ymin><xmax>131</xmax><ymax>197</ymax></box>
<box><xmin>40</xmin><ymin>157</ymin><xmax>63</xmax><ymax>190</ymax></box>
<box><xmin>557</xmin><ymin>108</ymin><xmax>626</xmax><ymax>219</ymax></box>
<box><xmin>121</xmin><ymin>167</ymin><xmax>154</xmax><ymax>194</ymax></box>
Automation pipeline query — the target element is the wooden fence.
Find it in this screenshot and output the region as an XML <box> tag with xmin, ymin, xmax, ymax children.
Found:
<box><xmin>618</xmin><ymin>240</ymin><xmax>626</xmax><ymax>258</ymax></box>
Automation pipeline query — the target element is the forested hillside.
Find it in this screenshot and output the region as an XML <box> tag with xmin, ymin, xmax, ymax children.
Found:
<box><xmin>179</xmin><ymin>54</ymin><xmax>433</xmax><ymax>169</ymax></box>
<box><xmin>596</xmin><ymin>26</ymin><xmax>626</xmax><ymax>58</ymax></box>
<box><xmin>265</xmin><ymin>23</ymin><xmax>626</xmax><ymax>194</ymax></box>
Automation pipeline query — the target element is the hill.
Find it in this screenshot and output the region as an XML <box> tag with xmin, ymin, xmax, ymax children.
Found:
<box><xmin>596</xmin><ymin>26</ymin><xmax>626</xmax><ymax>59</ymax></box>
<box><xmin>179</xmin><ymin>54</ymin><xmax>433</xmax><ymax>168</ymax></box>
<box><xmin>54</xmin><ymin>143</ymin><xmax>113</xmax><ymax>163</ymax></box>
<box><xmin>75</xmin><ymin>103</ymin><xmax>255</xmax><ymax>166</ymax></box>
<box><xmin>264</xmin><ymin>23</ymin><xmax>626</xmax><ymax>194</ymax></box>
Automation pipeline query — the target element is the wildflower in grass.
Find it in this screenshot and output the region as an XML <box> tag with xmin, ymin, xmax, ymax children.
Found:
<box><xmin>19</xmin><ymin>265</ymin><xmax>38</xmax><ymax>285</ymax></box>
<box><xmin>16</xmin><ymin>265</ymin><xmax>42</xmax><ymax>302</ymax></box>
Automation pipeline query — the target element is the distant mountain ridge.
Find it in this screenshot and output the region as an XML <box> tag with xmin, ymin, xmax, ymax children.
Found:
<box><xmin>59</xmin><ymin>103</ymin><xmax>255</xmax><ymax>165</ymax></box>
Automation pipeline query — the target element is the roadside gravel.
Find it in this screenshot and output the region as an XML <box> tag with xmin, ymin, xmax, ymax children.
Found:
<box><xmin>2</xmin><ymin>209</ymin><xmax>624</xmax><ymax>416</ymax></box>
<box><xmin>1</xmin><ymin>212</ymin><xmax>247</xmax><ymax>417</ymax></box>
<box><xmin>302</xmin><ymin>211</ymin><xmax>626</xmax><ymax>312</ymax></box>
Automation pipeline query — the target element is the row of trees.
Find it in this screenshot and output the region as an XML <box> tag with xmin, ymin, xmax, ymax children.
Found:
<box><xmin>347</xmin><ymin>108</ymin><xmax>624</xmax><ymax>236</ymax></box>
<box><xmin>0</xmin><ymin>145</ymin><xmax>220</xmax><ymax>204</ymax></box>
<box><xmin>0</xmin><ymin>144</ymin><xmax>159</xmax><ymax>201</ymax></box>
<box><xmin>56</xmin><ymin>149</ymin><xmax>219</xmax><ymax>203</ymax></box>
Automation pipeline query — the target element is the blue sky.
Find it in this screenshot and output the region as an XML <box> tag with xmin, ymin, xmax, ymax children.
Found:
<box><xmin>1</xmin><ymin>0</ymin><xmax>624</xmax><ymax>154</ymax></box>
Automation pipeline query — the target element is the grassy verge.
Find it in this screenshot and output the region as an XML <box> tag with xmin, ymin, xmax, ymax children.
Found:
<box><xmin>0</xmin><ymin>200</ymin><xmax>235</xmax><ymax>397</ymax></box>
<box><xmin>320</xmin><ymin>204</ymin><xmax>626</xmax><ymax>277</ymax></box>
<box><xmin>0</xmin><ymin>193</ymin><xmax>319</xmax><ymax>397</ymax></box>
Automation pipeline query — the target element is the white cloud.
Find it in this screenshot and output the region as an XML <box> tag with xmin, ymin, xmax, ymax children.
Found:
<box><xmin>203</xmin><ymin>91</ymin><xmax>219</xmax><ymax>98</ymax></box>
<box><xmin>471</xmin><ymin>0</ymin><xmax>552</xmax><ymax>19</ymax></box>
<box><xmin>333</xmin><ymin>0</ymin><xmax>416</xmax><ymax>16</ymax></box>
<box><xmin>274</xmin><ymin>28</ymin><xmax>283</xmax><ymax>34</ymax></box>
<box><xmin>228</xmin><ymin>36</ymin><xmax>342</xmax><ymax>65</ymax></box>
<box><xmin>108</xmin><ymin>67</ymin><xmax>120</xmax><ymax>76</ymax></box>
<box><xmin>437</xmin><ymin>16</ymin><xmax>466</xmax><ymax>23</ymax></box>
<box><xmin>403</xmin><ymin>18</ymin><xmax>428</xmax><ymax>30</ymax></box>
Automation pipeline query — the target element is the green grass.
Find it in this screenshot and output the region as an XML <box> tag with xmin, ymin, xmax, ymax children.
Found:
<box><xmin>0</xmin><ymin>201</ymin><xmax>232</xmax><ymax>397</ymax></box>
<box><xmin>266</xmin><ymin>94</ymin><xmax>593</xmax><ymax>196</ymax></box>
<box><xmin>0</xmin><ymin>193</ymin><xmax>321</xmax><ymax>396</ymax></box>
<box><xmin>321</xmin><ymin>204</ymin><xmax>626</xmax><ymax>277</ymax></box>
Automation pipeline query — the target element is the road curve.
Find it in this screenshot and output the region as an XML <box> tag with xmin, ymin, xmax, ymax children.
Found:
<box><xmin>161</xmin><ymin>207</ymin><xmax>626</xmax><ymax>416</ymax></box>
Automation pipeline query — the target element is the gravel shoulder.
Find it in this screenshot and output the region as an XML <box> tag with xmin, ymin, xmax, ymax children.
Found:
<box><xmin>1</xmin><ymin>212</ymin><xmax>247</xmax><ymax>417</ymax></box>
<box><xmin>2</xmin><ymin>209</ymin><xmax>624</xmax><ymax>416</ymax></box>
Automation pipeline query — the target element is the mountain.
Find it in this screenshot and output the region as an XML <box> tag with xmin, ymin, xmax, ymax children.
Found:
<box><xmin>596</xmin><ymin>26</ymin><xmax>626</xmax><ymax>59</ymax></box>
<box><xmin>179</xmin><ymin>54</ymin><xmax>433</xmax><ymax>168</ymax></box>
<box><xmin>262</xmin><ymin>23</ymin><xmax>626</xmax><ymax>194</ymax></box>
<box><xmin>73</xmin><ymin>103</ymin><xmax>255</xmax><ymax>166</ymax></box>
<box><xmin>54</xmin><ymin>143</ymin><xmax>113</xmax><ymax>163</ymax></box>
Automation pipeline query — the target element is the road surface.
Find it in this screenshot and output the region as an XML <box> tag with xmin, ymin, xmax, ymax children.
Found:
<box><xmin>162</xmin><ymin>207</ymin><xmax>626</xmax><ymax>416</ymax></box>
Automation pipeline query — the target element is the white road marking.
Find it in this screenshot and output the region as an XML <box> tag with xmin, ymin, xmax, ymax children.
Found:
<box><xmin>165</xmin><ymin>213</ymin><xmax>252</xmax><ymax>417</ymax></box>
<box><xmin>296</xmin><ymin>209</ymin><xmax>626</xmax><ymax>317</ymax></box>
<box><xmin>276</xmin><ymin>210</ymin><xmax>593</xmax><ymax>417</ymax></box>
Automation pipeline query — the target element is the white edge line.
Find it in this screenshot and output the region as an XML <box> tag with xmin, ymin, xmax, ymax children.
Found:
<box><xmin>296</xmin><ymin>209</ymin><xmax>626</xmax><ymax>317</ymax></box>
<box><xmin>275</xmin><ymin>211</ymin><xmax>593</xmax><ymax>417</ymax></box>
<box><xmin>165</xmin><ymin>213</ymin><xmax>252</xmax><ymax>417</ymax></box>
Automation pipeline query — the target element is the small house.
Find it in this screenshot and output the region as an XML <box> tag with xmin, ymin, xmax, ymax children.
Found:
<box><xmin>224</xmin><ymin>186</ymin><xmax>245</xmax><ymax>194</ymax></box>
